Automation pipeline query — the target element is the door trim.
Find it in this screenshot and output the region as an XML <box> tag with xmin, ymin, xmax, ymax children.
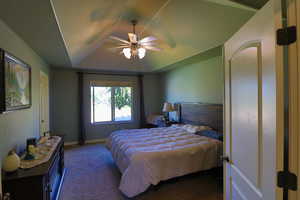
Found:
<box><xmin>229</xmin><ymin>41</ymin><xmax>261</xmax><ymax>60</ymax></box>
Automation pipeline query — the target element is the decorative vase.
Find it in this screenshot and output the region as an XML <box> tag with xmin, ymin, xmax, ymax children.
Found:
<box><xmin>2</xmin><ymin>150</ymin><xmax>20</xmax><ymax>172</ymax></box>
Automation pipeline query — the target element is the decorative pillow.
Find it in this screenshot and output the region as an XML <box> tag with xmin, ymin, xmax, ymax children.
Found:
<box><xmin>197</xmin><ymin>130</ymin><xmax>223</xmax><ymax>141</ymax></box>
<box><xmin>182</xmin><ymin>124</ymin><xmax>212</xmax><ymax>133</ymax></box>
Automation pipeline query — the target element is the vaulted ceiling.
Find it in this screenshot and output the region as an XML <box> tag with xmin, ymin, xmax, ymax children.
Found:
<box><xmin>0</xmin><ymin>0</ymin><xmax>267</xmax><ymax>72</ymax></box>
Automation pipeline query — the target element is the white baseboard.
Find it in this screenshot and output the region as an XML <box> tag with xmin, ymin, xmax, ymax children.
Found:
<box><xmin>86</xmin><ymin>138</ymin><xmax>107</xmax><ymax>144</ymax></box>
<box><xmin>64</xmin><ymin>141</ymin><xmax>78</xmax><ymax>146</ymax></box>
<box><xmin>64</xmin><ymin>138</ymin><xmax>107</xmax><ymax>146</ymax></box>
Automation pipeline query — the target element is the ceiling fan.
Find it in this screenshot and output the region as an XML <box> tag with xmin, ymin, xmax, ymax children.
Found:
<box><xmin>109</xmin><ymin>20</ymin><xmax>161</xmax><ymax>59</ymax></box>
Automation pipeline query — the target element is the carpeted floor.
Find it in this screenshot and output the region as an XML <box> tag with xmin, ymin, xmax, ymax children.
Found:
<box><xmin>59</xmin><ymin>144</ymin><xmax>223</xmax><ymax>200</ymax></box>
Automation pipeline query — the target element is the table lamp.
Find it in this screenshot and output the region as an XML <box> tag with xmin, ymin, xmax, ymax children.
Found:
<box><xmin>162</xmin><ymin>102</ymin><xmax>174</xmax><ymax>121</ymax></box>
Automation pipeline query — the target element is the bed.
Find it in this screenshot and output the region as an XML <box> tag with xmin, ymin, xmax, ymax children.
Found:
<box><xmin>106</xmin><ymin>103</ymin><xmax>223</xmax><ymax>197</ymax></box>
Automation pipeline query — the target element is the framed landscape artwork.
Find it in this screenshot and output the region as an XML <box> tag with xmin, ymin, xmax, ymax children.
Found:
<box><xmin>0</xmin><ymin>49</ymin><xmax>31</xmax><ymax>113</ymax></box>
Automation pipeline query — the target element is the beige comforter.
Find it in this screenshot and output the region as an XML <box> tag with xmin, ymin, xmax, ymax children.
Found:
<box><xmin>106</xmin><ymin>126</ymin><xmax>222</xmax><ymax>197</ymax></box>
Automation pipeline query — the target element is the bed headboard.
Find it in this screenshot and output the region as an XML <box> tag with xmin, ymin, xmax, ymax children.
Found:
<box><xmin>176</xmin><ymin>103</ymin><xmax>223</xmax><ymax>132</ymax></box>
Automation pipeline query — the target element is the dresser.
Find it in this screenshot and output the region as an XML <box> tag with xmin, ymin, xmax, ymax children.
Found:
<box><xmin>2</xmin><ymin>137</ymin><xmax>65</xmax><ymax>200</ymax></box>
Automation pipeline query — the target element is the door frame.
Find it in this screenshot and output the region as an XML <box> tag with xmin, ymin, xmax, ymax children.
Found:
<box><xmin>297</xmin><ymin>0</ymin><xmax>300</xmax><ymax>199</ymax></box>
<box><xmin>275</xmin><ymin>0</ymin><xmax>299</xmax><ymax>199</ymax></box>
<box><xmin>39</xmin><ymin>70</ymin><xmax>50</xmax><ymax>137</ymax></box>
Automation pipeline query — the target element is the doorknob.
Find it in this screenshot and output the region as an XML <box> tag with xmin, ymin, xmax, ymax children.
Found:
<box><xmin>221</xmin><ymin>155</ymin><xmax>230</xmax><ymax>163</ymax></box>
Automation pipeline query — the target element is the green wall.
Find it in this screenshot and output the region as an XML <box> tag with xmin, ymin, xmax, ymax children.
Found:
<box><xmin>0</xmin><ymin>19</ymin><xmax>50</xmax><ymax>194</ymax></box>
<box><xmin>161</xmin><ymin>46</ymin><xmax>223</xmax><ymax>104</ymax></box>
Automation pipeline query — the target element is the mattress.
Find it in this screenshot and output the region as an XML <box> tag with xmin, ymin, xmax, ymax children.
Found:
<box><xmin>106</xmin><ymin>126</ymin><xmax>223</xmax><ymax>197</ymax></box>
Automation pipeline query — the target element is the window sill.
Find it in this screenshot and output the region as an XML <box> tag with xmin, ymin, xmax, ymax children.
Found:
<box><xmin>91</xmin><ymin>121</ymin><xmax>135</xmax><ymax>126</ymax></box>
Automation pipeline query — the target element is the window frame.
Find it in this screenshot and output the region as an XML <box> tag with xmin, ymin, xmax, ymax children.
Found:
<box><xmin>90</xmin><ymin>85</ymin><xmax>134</xmax><ymax>125</ymax></box>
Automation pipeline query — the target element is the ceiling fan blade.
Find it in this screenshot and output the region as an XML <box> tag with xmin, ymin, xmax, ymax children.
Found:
<box><xmin>140</xmin><ymin>42</ymin><xmax>157</xmax><ymax>47</ymax></box>
<box><xmin>128</xmin><ymin>33</ymin><xmax>138</xmax><ymax>43</ymax></box>
<box><xmin>109</xmin><ymin>36</ymin><xmax>130</xmax><ymax>44</ymax></box>
<box><xmin>139</xmin><ymin>36</ymin><xmax>158</xmax><ymax>44</ymax></box>
<box><xmin>143</xmin><ymin>46</ymin><xmax>162</xmax><ymax>51</ymax></box>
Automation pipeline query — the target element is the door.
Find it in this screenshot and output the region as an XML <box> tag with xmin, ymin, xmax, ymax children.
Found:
<box><xmin>224</xmin><ymin>1</ymin><xmax>276</xmax><ymax>199</ymax></box>
<box><xmin>40</xmin><ymin>71</ymin><xmax>50</xmax><ymax>136</ymax></box>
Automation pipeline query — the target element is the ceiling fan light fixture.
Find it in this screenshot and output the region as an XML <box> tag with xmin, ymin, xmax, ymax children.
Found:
<box><xmin>138</xmin><ymin>48</ymin><xmax>146</xmax><ymax>59</ymax></box>
<box><xmin>123</xmin><ymin>48</ymin><xmax>131</xmax><ymax>59</ymax></box>
<box><xmin>109</xmin><ymin>20</ymin><xmax>161</xmax><ymax>60</ymax></box>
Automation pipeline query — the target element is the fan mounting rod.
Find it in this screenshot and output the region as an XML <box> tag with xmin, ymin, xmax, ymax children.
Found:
<box><xmin>131</xmin><ymin>20</ymin><xmax>137</xmax><ymax>34</ymax></box>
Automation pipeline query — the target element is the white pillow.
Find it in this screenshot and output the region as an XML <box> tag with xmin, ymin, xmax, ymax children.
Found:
<box><xmin>170</xmin><ymin>124</ymin><xmax>184</xmax><ymax>128</ymax></box>
<box><xmin>182</xmin><ymin>124</ymin><xmax>192</xmax><ymax>130</ymax></box>
<box><xmin>182</xmin><ymin>124</ymin><xmax>212</xmax><ymax>133</ymax></box>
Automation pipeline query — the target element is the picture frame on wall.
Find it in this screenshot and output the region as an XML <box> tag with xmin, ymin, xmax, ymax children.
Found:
<box><xmin>0</xmin><ymin>49</ymin><xmax>32</xmax><ymax>113</ymax></box>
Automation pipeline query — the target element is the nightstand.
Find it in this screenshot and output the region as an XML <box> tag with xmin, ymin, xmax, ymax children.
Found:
<box><xmin>144</xmin><ymin>124</ymin><xmax>158</xmax><ymax>128</ymax></box>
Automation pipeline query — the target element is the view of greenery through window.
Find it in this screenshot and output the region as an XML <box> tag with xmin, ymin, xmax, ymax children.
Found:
<box><xmin>91</xmin><ymin>86</ymin><xmax>132</xmax><ymax>123</ymax></box>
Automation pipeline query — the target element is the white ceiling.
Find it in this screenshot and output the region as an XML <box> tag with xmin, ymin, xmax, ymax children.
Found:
<box><xmin>0</xmin><ymin>0</ymin><xmax>257</xmax><ymax>72</ymax></box>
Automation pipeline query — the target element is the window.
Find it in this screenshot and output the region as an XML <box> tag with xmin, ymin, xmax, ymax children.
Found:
<box><xmin>91</xmin><ymin>86</ymin><xmax>133</xmax><ymax>123</ymax></box>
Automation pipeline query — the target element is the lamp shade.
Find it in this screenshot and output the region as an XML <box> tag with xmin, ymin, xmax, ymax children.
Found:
<box><xmin>162</xmin><ymin>102</ymin><xmax>174</xmax><ymax>112</ymax></box>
